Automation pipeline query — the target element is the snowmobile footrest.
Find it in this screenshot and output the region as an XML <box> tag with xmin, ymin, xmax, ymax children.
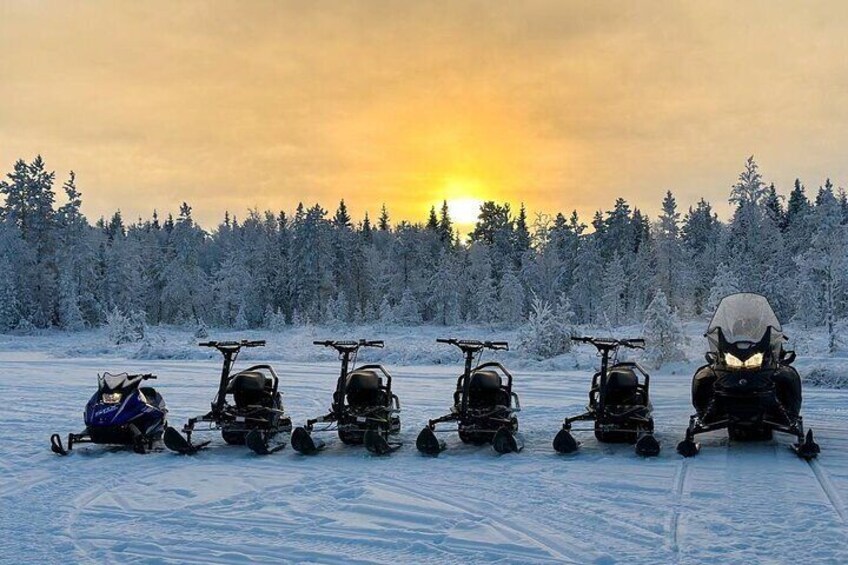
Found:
<box><xmin>50</xmin><ymin>434</ymin><xmax>69</xmax><ymax>456</ymax></box>
<box><xmin>291</xmin><ymin>427</ymin><xmax>323</xmax><ymax>455</ymax></box>
<box><xmin>676</xmin><ymin>438</ymin><xmax>700</xmax><ymax>457</ymax></box>
<box><xmin>164</xmin><ymin>426</ymin><xmax>208</xmax><ymax>455</ymax></box>
<box><xmin>635</xmin><ymin>433</ymin><xmax>661</xmax><ymax>457</ymax></box>
<box><xmin>553</xmin><ymin>428</ymin><xmax>580</xmax><ymax>454</ymax></box>
<box><xmin>493</xmin><ymin>427</ymin><xmax>523</xmax><ymax>454</ymax></box>
<box><xmin>416</xmin><ymin>427</ymin><xmax>446</xmax><ymax>455</ymax></box>
<box><xmin>364</xmin><ymin>429</ymin><xmax>401</xmax><ymax>455</ymax></box>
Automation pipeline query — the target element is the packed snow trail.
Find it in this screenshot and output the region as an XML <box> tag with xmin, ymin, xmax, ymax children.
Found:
<box><xmin>1</xmin><ymin>349</ymin><xmax>848</xmax><ymax>564</ymax></box>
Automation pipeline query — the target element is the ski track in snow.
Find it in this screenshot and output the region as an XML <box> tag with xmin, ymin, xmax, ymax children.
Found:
<box><xmin>1</xmin><ymin>350</ymin><xmax>848</xmax><ymax>564</ymax></box>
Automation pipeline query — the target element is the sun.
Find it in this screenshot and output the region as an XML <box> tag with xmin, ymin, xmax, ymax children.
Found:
<box><xmin>445</xmin><ymin>197</ymin><xmax>484</xmax><ymax>225</ymax></box>
<box><xmin>437</xmin><ymin>176</ymin><xmax>486</xmax><ymax>226</ymax></box>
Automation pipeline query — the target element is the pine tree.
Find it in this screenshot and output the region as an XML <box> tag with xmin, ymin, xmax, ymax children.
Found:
<box><xmin>395</xmin><ymin>287</ymin><xmax>421</xmax><ymax>325</ymax></box>
<box><xmin>643</xmin><ymin>290</ymin><xmax>686</xmax><ymax>368</ymax></box>
<box><xmin>707</xmin><ymin>263</ymin><xmax>740</xmax><ymax>312</ymax></box>
<box><xmin>497</xmin><ymin>267</ymin><xmax>524</xmax><ymax>324</ymax></box>
<box><xmin>601</xmin><ymin>252</ymin><xmax>627</xmax><ymax>325</ymax></box>
<box><xmin>378</xmin><ymin>204</ymin><xmax>390</xmax><ymax>231</ymax></box>
<box><xmin>437</xmin><ymin>201</ymin><xmax>453</xmax><ymax>244</ymax></box>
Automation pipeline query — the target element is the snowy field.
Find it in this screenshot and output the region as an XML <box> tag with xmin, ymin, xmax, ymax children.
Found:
<box><xmin>2</xmin><ymin>327</ymin><xmax>848</xmax><ymax>564</ymax></box>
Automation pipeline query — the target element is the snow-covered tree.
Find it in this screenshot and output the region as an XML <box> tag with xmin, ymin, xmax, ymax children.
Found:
<box><xmin>707</xmin><ymin>263</ymin><xmax>740</xmax><ymax>313</ymax></box>
<box><xmin>643</xmin><ymin>290</ymin><xmax>686</xmax><ymax>368</ymax></box>
<box><xmin>497</xmin><ymin>267</ymin><xmax>525</xmax><ymax>325</ymax></box>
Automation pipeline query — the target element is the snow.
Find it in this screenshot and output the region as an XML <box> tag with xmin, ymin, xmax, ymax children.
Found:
<box><xmin>2</xmin><ymin>326</ymin><xmax>848</xmax><ymax>563</ymax></box>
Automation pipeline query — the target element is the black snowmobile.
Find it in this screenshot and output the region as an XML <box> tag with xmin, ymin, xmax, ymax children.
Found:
<box><xmin>51</xmin><ymin>372</ymin><xmax>168</xmax><ymax>455</ymax></box>
<box><xmin>677</xmin><ymin>293</ymin><xmax>820</xmax><ymax>459</ymax></box>
<box><xmin>553</xmin><ymin>337</ymin><xmax>660</xmax><ymax>456</ymax></box>
<box><xmin>164</xmin><ymin>340</ymin><xmax>292</xmax><ymax>455</ymax></box>
<box><xmin>416</xmin><ymin>339</ymin><xmax>522</xmax><ymax>455</ymax></box>
<box><xmin>291</xmin><ymin>340</ymin><xmax>401</xmax><ymax>455</ymax></box>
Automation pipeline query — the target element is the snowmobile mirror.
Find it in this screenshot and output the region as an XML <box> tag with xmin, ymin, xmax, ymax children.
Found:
<box><xmin>781</xmin><ymin>350</ymin><xmax>796</xmax><ymax>364</ymax></box>
<box><xmin>705</xmin><ymin>351</ymin><xmax>718</xmax><ymax>364</ymax></box>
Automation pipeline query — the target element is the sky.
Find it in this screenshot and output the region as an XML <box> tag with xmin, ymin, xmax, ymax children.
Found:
<box><xmin>1</xmin><ymin>1</ymin><xmax>848</xmax><ymax>230</ymax></box>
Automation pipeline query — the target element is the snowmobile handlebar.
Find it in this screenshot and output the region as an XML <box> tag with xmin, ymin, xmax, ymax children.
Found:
<box><xmin>571</xmin><ymin>336</ymin><xmax>645</xmax><ymax>350</ymax></box>
<box><xmin>313</xmin><ymin>339</ymin><xmax>384</xmax><ymax>351</ymax></box>
<box><xmin>437</xmin><ymin>338</ymin><xmax>510</xmax><ymax>351</ymax></box>
<box><xmin>198</xmin><ymin>340</ymin><xmax>266</xmax><ymax>349</ymax></box>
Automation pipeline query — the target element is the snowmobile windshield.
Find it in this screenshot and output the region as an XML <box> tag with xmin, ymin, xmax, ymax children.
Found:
<box><xmin>706</xmin><ymin>293</ymin><xmax>783</xmax><ymax>353</ymax></box>
<box><xmin>100</xmin><ymin>372</ymin><xmax>132</xmax><ymax>391</ymax></box>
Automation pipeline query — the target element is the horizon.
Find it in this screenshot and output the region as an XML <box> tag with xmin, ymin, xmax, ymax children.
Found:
<box><xmin>3</xmin><ymin>2</ymin><xmax>848</xmax><ymax>228</ymax></box>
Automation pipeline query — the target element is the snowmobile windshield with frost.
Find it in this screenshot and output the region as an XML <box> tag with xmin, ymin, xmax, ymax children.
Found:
<box><xmin>707</xmin><ymin>293</ymin><xmax>784</xmax><ymax>354</ymax></box>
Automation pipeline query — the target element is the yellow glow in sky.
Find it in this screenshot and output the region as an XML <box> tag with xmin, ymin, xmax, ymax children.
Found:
<box><xmin>2</xmin><ymin>1</ymin><xmax>848</xmax><ymax>228</ymax></box>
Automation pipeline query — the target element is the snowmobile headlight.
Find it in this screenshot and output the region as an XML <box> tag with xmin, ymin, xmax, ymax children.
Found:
<box><xmin>743</xmin><ymin>352</ymin><xmax>763</xmax><ymax>370</ymax></box>
<box><xmin>724</xmin><ymin>353</ymin><xmax>744</xmax><ymax>370</ymax></box>
<box><xmin>101</xmin><ymin>392</ymin><xmax>122</xmax><ymax>404</ymax></box>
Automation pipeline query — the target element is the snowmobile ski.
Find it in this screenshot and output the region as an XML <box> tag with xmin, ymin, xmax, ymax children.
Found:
<box><xmin>676</xmin><ymin>438</ymin><xmax>700</xmax><ymax>457</ymax></box>
<box><xmin>246</xmin><ymin>429</ymin><xmax>286</xmax><ymax>455</ymax></box>
<box><xmin>164</xmin><ymin>426</ymin><xmax>210</xmax><ymax>455</ymax></box>
<box><xmin>50</xmin><ymin>433</ymin><xmax>70</xmax><ymax>456</ymax></box>
<box><xmin>634</xmin><ymin>433</ymin><xmax>661</xmax><ymax>457</ymax></box>
<box><xmin>416</xmin><ymin>426</ymin><xmax>446</xmax><ymax>455</ymax></box>
<box><xmin>363</xmin><ymin>429</ymin><xmax>401</xmax><ymax>455</ymax></box>
<box><xmin>291</xmin><ymin>427</ymin><xmax>325</xmax><ymax>455</ymax></box>
<box><xmin>553</xmin><ymin>428</ymin><xmax>580</xmax><ymax>454</ymax></box>
<box><xmin>493</xmin><ymin>427</ymin><xmax>524</xmax><ymax>454</ymax></box>
<box><xmin>791</xmin><ymin>429</ymin><xmax>820</xmax><ymax>460</ymax></box>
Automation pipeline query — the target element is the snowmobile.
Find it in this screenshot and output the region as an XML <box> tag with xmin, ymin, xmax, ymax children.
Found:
<box><xmin>553</xmin><ymin>337</ymin><xmax>660</xmax><ymax>456</ymax></box>
<box><xmin>677</xmin><ymin>293</ymin><xmax>820</xmax><ymax>459</ymax></box>
<box><xmin>290</xmin><ymin>339</ymin><xmax>401</xmax><ymax>455</ymax></box>
<box><xmin>163</xmin><ymin>340</ymin><xmax>292</xmax><ymax>455</ymax></box>
<box><xmin>416</xmin><ymin>338</ymin><xmax>522</xmax><ymax>455</ymax></box>
<box><xmin>50</xmin><ymin>372</ymin><xmax>168</xmax><ymax>455</ymax></box>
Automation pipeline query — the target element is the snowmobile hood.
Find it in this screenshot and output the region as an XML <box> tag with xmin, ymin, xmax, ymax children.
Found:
<box><xmin>706</xmin><ymin>293</ymin><xmax>784</xmax><ymax>356</ymax></box>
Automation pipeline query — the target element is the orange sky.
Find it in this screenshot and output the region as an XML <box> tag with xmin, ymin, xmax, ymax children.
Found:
<box><xmin>2</xmin><ymin>1</ymin><xmax>848</xmax><ymax>229</ymax></box>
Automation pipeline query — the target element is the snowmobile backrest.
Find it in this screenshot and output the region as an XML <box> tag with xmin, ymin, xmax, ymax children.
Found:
<box><xmin>227</xmin><ymin>365</ymin><xmax>278</xmax><ymax>407</ymax></box>
<box><xmin>345</xmin><ymin>370</ymin><xmax>383</xmax><ymax>406</ymax></box>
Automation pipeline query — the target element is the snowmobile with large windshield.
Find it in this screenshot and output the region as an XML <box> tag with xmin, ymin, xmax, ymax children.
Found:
<box><xmin>553</xmin><ymin>337</ymin><xmax>660</xmax><ymax>456</ymax></box>
<box><xmin>50</xmin><ymin>372</ymin><xmax>168</xmax><ymax>456</ymax></box>
<box><xmin>290</xmin><ymin>340</ymin><xmax>401</xmax><ymax>455</ymax></box>
<box><xmin>163</xmin><ymin>340</ymin><xmax>292</xmax><ymax>455</ymax></box>
<box><xmin>677</xmin><ymin>293</ymin><xmax>820</xmax><ymax>459</ymax></box>
<box><xmin>416</xmin><ymin>339</ymin><xmax>522</xmax><ymax>455</ymax></box>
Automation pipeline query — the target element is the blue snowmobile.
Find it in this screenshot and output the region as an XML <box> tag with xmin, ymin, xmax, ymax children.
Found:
<box><xmin>50</xmin><ymin>372</ymin><xmax>168</xmax><ymax>455</ymax></box>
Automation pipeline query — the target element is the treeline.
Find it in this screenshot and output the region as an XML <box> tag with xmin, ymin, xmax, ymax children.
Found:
<box><xmin>1</xmin><ymin>156</ymin><xmax>847</xmax><ymax>347</ymax></box>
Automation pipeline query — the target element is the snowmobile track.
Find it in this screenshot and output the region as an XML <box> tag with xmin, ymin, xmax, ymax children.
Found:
<box><xmin>668</xmin><ymin>458</ymin><xmax>689</xmax><ymax>555</ymax></box>
<box><xmin>378</xmin><ymin>476</ymin><xmax>591</xmax><ymax>563</ymax></box>
<box><xmin>808</xmin><ymin>459</ymin><xmax>847</xmax><ymax>524</ymax></box>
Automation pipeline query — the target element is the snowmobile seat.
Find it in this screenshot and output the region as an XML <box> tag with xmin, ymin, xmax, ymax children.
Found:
<box><xmin>469</xmin><ymin>370</ymin><xmax>502</xmax><ymax>390</ymax></box>
<box><xmin>604</xmin><ymin>367</ymin><xmax>642</xmax><ymax>405</ymax></box>
<box><xmin>228</xmin><ymin>371</ymin><xmax>273</xmax><ymax>407</ymax></box>
<box><xmin>345</xmin><ymin>370</ymin><xmax>383</xmax><ymax>406</ymax></box>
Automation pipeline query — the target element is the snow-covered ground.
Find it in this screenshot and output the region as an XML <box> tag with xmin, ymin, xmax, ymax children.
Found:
<box><xmin>2</xmin><ymin>326</ymin><xmax>847</xmax><ymax>564</ymax></box>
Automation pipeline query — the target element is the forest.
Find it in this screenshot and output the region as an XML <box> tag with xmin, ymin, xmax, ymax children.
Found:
<box><xmin>0</xmin><ymin>155</ymin><xmax>846</xmax><ymax>356</ymax></box>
